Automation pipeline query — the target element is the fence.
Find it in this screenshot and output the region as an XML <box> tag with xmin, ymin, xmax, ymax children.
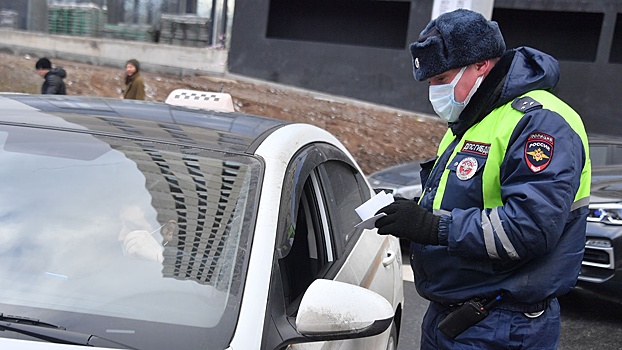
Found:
<box><xmin>0</xmin><ymin>1</ymin><xmax>230</xmax><ymax>49</ymax></box>
<box><xmin>102</xmin><ymin>23</ymin><xmax>155</xmax><ymax>42</ymax></box>
<box><xmin>159</xmin><ymin>14</ymin><xmax>211</xmax><ymax>48</ymax></box>
<box><xmin>46</xmin><ymin>5</ymin><xmax>214</xmax><ymax>47</ymax></box>
<box><xmin>48</xmin><ymin>3</ymin><xmax>104</xmax><ymax>37</ymax></box>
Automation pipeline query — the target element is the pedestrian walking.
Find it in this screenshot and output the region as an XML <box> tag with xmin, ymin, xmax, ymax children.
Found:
<box><xmin>35</xmin><ymin>57</ymin><xmax>67</xmax><ymax>95</ymax></box>
<box><xmin>123</xmin><ymin>59</ymin><xmax>145</xmax><ymax>100</ymax></box>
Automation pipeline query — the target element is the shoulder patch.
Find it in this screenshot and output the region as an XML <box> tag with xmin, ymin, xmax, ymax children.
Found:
<box><xmin>512</xmin><ymin>96</ymin><xmax>543</xmax><ymax>113</ymax></box>
<box><xmin>524</xmin><ymin>132</ymin><xmax>554</xmax><ymax>173</ymax></box>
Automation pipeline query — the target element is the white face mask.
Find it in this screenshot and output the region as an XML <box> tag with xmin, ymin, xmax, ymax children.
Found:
<box><xmin>428</xmin><ymin>66</ymin><xmax>483</xmax><ymax>123</ymax></box>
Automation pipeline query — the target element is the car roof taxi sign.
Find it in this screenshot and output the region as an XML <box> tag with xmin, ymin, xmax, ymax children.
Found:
<box><xmin>165</xmin><ymin>89</ymin><xmax>235</xmax><ymax>113</ymax></box>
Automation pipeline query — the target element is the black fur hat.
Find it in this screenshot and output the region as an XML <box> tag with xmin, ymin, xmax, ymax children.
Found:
<box><xmin>409</xmin><ymin>9</ymin><xmax>506</xmax><ymax>81</ymax></box>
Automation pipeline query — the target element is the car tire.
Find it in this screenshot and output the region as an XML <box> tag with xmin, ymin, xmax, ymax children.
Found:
<box><xmin>386</xmin><ymin>321</ymin><xmax>398</xmax><ymax>350</ymax></box>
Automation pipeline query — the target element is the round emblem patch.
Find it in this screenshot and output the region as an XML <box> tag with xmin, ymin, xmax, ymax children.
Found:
<box><xmin>524</xmin><ymin>132</ymin><xmax>554</xmax><ymax>173</ymax></box>
<box><xmin>414</xmin><ymin>57</ymin><xmax>420</xmax><ymax>69</ymax></box>
<box><xmin>456</xmin><ymin>157</ymin><xmax>478</xmax><ymax>180</ymax></box>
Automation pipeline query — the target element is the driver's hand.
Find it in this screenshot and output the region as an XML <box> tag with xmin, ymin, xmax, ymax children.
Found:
<box><xmin>123</xmin><ymin>230</ymin><xmax>164</xmax><ymax>262</ymax></box>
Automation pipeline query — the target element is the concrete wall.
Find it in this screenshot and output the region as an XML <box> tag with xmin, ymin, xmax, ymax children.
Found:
<box><xmin>228</xmin><ymin>0</ymin><xmax>430</xmax><ymax>116</ymax></box>
<box><xmin>0</xmin><ymin>29</ymin><xmax>227</xmax><ymax>76</ymax></box>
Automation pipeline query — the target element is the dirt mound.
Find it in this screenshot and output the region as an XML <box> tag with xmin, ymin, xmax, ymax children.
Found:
<box><xmin>0</xmin><ymin>51</ymin><xmax>447</xmax><ymax>174</ymax></box>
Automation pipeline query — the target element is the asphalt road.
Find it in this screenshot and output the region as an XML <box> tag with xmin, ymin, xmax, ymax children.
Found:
<box><xmin>396</xmin><ymin>254</ymin><xmax>622</xmax><ymax>350</ymax></box>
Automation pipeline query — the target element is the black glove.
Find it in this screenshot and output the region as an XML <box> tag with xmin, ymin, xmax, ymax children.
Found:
<box><xmin>374</xmin><ymin>199</ymin><xmax>440</xmax><ymax>245</ymax></box>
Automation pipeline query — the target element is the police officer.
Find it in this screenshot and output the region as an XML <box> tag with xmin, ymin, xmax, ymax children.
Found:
<box><xmin>375</xmin><ymin>9</ymin><xmax>591</xmax><ymax>349</ymax></box>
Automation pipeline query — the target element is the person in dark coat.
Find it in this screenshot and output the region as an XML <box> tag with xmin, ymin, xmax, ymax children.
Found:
<box><xmin>35</xmin><ymin>58</ymin><xmax>67</xmax><ymax>95</ymax></box>
<box><xmin>374</xmin><ymin>9</ymin><xmax>591</xmax><ymax>349</ymax></box>
<box><xmin>123</xmin><ymin>59</ymin><xmax>145</xmax><ymax>100</ymax></box>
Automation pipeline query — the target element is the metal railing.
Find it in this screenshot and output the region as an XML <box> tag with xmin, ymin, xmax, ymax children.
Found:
<box><xmin>0</xmin><ymin>0</ymin><xmax>233</xmax><ymax>49</ymax></box>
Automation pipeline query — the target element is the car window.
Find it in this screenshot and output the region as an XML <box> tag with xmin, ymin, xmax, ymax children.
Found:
<box><xmin>280</xmin><ymin>175</ymin><xmax>330</xmax><ymax>307</ymax></box>
<box><xmin>612</xmin><ymin>145</ymin><xmax>622</xmax><ymax>165</ymax></box>
<box><xmin>0</xmin><ymin>126</ymin><xmax>262</xmax><ymax>350</ymax></box>
<box><xmin>274</xmin><ymin>145</ymin><xmax>367</xmax><ymax>308</ymax></box>
<box><xmin>319</xmin><ymin>160</ymin><xmax>370</xmax><ymax>258</ymax></box>
<box><xmin>590</xmin><ymin>144</ymin><xmax>608</xmax><ymax>167</ymax></box>
<box><xmin>275</xmin><ymin>144</ymin><xmax>333</xmax><ymax>308</ymax></box>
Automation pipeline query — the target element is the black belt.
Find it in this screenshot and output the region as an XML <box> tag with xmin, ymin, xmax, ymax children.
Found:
<box><xmin>440</xmin><ymin>298</ymin><xmax>551</xmax><ymax>314</ymax></box>
<box><xmin>496</xmin><ymin>299</ymin><xmax>551</xmax><ymax>313</ymax></box>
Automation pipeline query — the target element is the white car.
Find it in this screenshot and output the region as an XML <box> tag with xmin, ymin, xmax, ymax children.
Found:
<box><xmin>0</xmin><ymin>91</ymin><xmax>403</xmax><ymax>350</ymax></box>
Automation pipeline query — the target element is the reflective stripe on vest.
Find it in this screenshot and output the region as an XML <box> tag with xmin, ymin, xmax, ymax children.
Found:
<box><xmin>432</xmin><ymin>90</ymin><xmax>591</xmax><ymax>212</ymax></box>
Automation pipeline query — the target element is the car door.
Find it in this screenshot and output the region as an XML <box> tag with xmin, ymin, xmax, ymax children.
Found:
<box><xmin>312</xmin><ymin>157</ymin><xmax>401</xmax><ymax>350</ymax></box>
<box><xmin>317</xmin><ymin>158</ymin><xmax>401</xmax><ymax>304</ymax></box>
<box><xmin>261</xmin><ymin>143</ymin><xmax>400</xmax><ymax>350</ymax></box>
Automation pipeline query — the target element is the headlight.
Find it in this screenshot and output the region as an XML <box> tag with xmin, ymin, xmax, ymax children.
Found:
<box><xmin>588</xmin><ymin>203</ymin><xmax>622</xmax><ymax>225</ymax></box>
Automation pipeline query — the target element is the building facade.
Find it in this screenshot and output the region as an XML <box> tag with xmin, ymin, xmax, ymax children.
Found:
<box><xmin>228</xmin><ymin>0</ymin><xmax>622</xmax><ymax>136</ymax></box>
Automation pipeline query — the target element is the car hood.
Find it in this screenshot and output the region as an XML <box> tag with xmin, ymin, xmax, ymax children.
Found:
<box><xmin>590</xmin><ymin>174</ymin><xmax>622</xmax><ymax>202</ymax></box>
<box><xmin>367</xmin><ymin>161</ymin><xmax>421</xmax><ymax>187</ymax></box>
<box><xmin>590</xmin><ymin>194</ymin><xmax>622</xmax><ymax>205</ymax></box>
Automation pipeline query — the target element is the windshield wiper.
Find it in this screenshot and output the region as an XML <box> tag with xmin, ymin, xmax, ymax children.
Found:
<box><xmin>0</xmin><ymin>313</ymin><xmax>137</xmax><ymax>349</ymax></box>
<box><xmin>0</xmin><ymin>313</ymin><xmax>64</xmax><ymax>329</ymax></box>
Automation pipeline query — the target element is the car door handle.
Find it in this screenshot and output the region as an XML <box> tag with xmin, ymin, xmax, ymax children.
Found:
<box><xmin>382</xmin><ymin>250</ymin><xmax>397</xmax><ymax>266</ymax></box>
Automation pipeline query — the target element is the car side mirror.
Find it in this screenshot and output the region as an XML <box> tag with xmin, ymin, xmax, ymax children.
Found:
<box><xmin>294</xmin><ymin>279</ymin><xmax>394</xmax><ymax>341</ymax></box>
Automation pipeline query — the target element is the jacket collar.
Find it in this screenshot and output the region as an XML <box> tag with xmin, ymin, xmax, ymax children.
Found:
<box><xmin>448</xmin><ymin>50</ymin><xmax>515</xmax><ymax>137</ymax></box>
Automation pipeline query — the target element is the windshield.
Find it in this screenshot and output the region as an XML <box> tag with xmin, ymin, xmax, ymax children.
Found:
<box><xmin>0</xmin><ymin>124</ymin><xmax>261</xmax><ymax>349</ymax></box>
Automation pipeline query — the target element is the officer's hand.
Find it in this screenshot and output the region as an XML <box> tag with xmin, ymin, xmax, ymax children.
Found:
<box><xmin>374</xmin><ymin>199</ymin><xmax>440</xmax><ymax>245</ymax></box>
